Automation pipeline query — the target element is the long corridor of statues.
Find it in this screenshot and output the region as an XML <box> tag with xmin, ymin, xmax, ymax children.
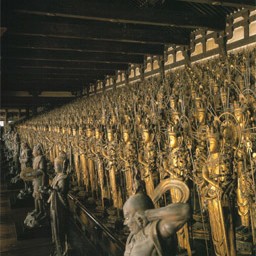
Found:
<box><xmin>2</xmin><ymin>48</ymin><xmax>256</xmax><ymax>256</ymax></box>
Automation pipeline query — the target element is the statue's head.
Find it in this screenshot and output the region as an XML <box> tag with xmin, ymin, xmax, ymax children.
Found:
<box><xmin>206</xmin><ymin>127</ymin><xmax>219</xmax><ymax>153</ymax></box>
<box><xmin>95</xmin><ymin>128</ymin><xmax>102</xmax><ymax>139</ymax></box>
<box><xmin>142</xmin><ymin>128</ymin><xmax>151</xmax><ymax>143</ymax></box>
<box><xmin>22</xmin><ymin>142</ymin><xmax>29</xmax><ymax>149</ymax></box>
<box><xmin>123</xmin><ymin>193</ymin><xmax>154</xmax><ymax>235</ymax></box>
<box><xmin>33</xmin><ymin>144</ymin><xmax>43</xmax><ymax>157</ymax></box>
<box><xmin>123</xmin><ymin>128</ymin><xmax>130</xmax><ymax>143</ymax></box>
<box><xmin>196</xmin><ymin>107</ymin><xmax>205</xmax><ymax>124</ymax></box>
<box><xmin>54</xmin><ymin>156</ymin><xmax>66</xmax><ymax>173</ymax></box>
<box><xmin>107</xmin><ymin>128</ymin><xmax>114</xmax><ymax>142</ymax></box>
<box><xmin>86</xmin><ymin>128</ymin><xmax>93</xmax><ymax>138</ymax></box>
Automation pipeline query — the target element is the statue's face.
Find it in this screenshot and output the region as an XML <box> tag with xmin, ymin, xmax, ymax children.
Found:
<box><xmin>95</xmin><ymin>130</ymin><xmax>101</xmax><ymax>139</ymax></box>
<box><xmin>170</xmin><ymin>98</ymin><xmax>175</xmax><ymax>109</ymax></box>
<box><xmin>197</xmin><ymin>111</ymin><xmax>205</xmax><ymax>124</ymax></box>
<box><xmin>123</xmin><ymin>205</ymin><xmax>141</xmax><ymax>235</ymax></box>
<box><xmin>107</xmin><ymin>132</ymin><xmax>113</xmax><ymax>142</ymax></box>
<box><xmin>208</xmin><ymin>137</ymin><xmax>218</xmax><ymax>153</ymax></box>
<box><xmin>213</xmin><ymin>85</ymin><xmax>219</xmax><ymax>94</ymax></box>
<box><xmin>123</xmin><ymin>132</ymin><xmax>129</xmax><ymax>143</ymax></box>
<box><xmin>86</xmin><ymin>129</ymin><xmax>92</xmax><ymax>137</ymax></box>
<box><xmin>142</xmin><ymin>131</ymin><xmax>150</xmax><ymax>143</ymax></box>
<box><xmin>169</xmin><ymin>134</ymin><xmax>177</xmax><ymax>148</ymax></box>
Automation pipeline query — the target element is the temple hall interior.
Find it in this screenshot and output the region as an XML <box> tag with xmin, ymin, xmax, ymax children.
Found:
<box><xmin>1</xmin><ymin>1</ymin><xmax>256</xmax><ymax>255</ymax></box>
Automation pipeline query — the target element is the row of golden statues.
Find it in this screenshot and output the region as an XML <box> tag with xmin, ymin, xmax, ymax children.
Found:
<box><xmin>4</xmin><ymin>48</ymin><xmax>256</xmax><ymax>255</ymax></box>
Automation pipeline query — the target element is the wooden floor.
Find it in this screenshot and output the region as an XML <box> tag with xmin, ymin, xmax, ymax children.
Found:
<box><xmin>0</xmin><ymin>182</ymin><xmax>101</xmax><ymax>256</ymax></box>
<box><xmin>0</xmin><ymin>184</ymin><xmax>51</xmax><ymax>256</ymax></box>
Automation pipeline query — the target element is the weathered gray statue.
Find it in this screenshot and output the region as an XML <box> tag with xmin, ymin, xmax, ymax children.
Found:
<box><xmin>48</xmin><ymin>154</ymin><xmax>69</xmax><ymax>256</ymax></box>
<box><xmin>18</xmin><ymin>142</ymin><xmax>33</xmax><ymax>199</ymax></box>
<box><xmin>123</xmin><ymin>193</ymin><xmax>190</xmax><ymax>256</ymax></box>
<box><xmin>24</xmin><ymin>144</ymin><xmax>48</xmax><ymax>228</ymax></box>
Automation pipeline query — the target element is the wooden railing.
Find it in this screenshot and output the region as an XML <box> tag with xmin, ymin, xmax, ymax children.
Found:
<box><xmin>68</xmin><ymin>193</ymin><xmax>125</xmax><ymax>256</ymax></box>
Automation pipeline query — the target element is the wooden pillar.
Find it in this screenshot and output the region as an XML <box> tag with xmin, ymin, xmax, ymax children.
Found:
<box><xmin>113</xmin><ymin>76</ymin><xmax>117</xmax><ymax>91</ymax></box>
<box><xmin>125</xmin><ymin>71</ymin><xmax>129</xmax><ymax>87</ymax></box>
<box><xmin>140</xmin><ymin>64</ymin><xmax>144</xmax><ymax>82</ymax></box>
<box><xmin>216</xmin><ymin>31</ymin><xmax>227</xmax><ymax>58</ymax></box>
<box><xmin>32</xmin><ymin>106</ymin><xmax>37</xmax><ymax>116</ymax></box>
<box><xmin>26</xmin><ymin>108</ymin><xmax>30</xmax><ymax>119</ymax></box>
<box><xmin>18</xmin><ymin>109</ymin><xmax>21</xmax><ymax>119</ymax></box>
<box><xmin>102</xmin><ymin>80</ymin><xmax>106</xmax><ymax>93</ymax></box>
<box><xmin>243</xmin><ymin>10</ymin><xmax>250</xmax><ymax>39</ymax></box>
<box><xmin>159</xmin><ymin>56</ymin><xmax>165</xmax><ymax>82</ymax></box>
<box><xmin>86</xmin><ymin>86</ymin><xmax>90</xmax><ymax>97</ymax></box>
<box><xmin>183</xmin><ymin>46</ymin><xmax>191</xmax><ymax>68</ymax></box>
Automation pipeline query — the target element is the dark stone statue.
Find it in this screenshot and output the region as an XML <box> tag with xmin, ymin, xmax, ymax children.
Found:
<box><xmin>24</xmin><ymin>144</ymin><xmax>48</xmax><ymax>228</ymax></box>
<box><xmin>123</xmin><ymin>192</ymin><xmax>190</xmax><ymax>256</ymax></box>
<box><xmin>18</xmin><ymin>142</ymin><xmax>33</xmax><ymax>199</ymax></box>
<box><xmin>48</xmin><ymin>154</ymin><xmax>69</xmax><ymax>256</ymax></box>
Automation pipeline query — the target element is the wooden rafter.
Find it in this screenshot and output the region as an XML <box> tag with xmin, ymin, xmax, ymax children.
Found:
<box><xmin>9</xmin><ymin>0</ymin><xmax>226</xmax><ymax>30</ymax></box>
<box><xmin>3</xmin><ymin>49</ymin><xmax>145</xmax><ymax>64</ymax></box>
<box><xmin>2</xmin><ymin>59</ymin><xmax>129</xmax><ymax>71</ymax></box>
<box><xmin>176</xmin><ymin>0</ymin><xmax>255</xmax><ymax>8</ymax></box>
<box><xmin>8</xmin><ymin>21</ymin><xmax>190</xmax><ymax>45</ymax></box>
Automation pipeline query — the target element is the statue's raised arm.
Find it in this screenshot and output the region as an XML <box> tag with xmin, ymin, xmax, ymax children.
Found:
<box><xmin>123</xmin><ymin>192</ymin><xmax>190</xmax><ymax>256</ymax></box>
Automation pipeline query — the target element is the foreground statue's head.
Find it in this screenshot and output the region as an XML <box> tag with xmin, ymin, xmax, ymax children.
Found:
<box><xmin>21</xmin><ymin>142</ymin><xmax>29</xmax><ymax>149</ymax></box>
<box><xmin>54</xmin><ymin>153</ymin><xmax>68</xmax><ymax>174</ymax></box>
<box><xmin>123</xmin><ymin>193</ymin><xmax>154</xmax><ymax>235</ymax></box>
<box><xmin>33</xmin><ymin>144</ymin><xmax>43</xmax><ymax>157</ymax></box>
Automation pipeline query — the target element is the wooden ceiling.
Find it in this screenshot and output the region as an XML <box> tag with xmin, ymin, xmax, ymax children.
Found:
<box><xmin>1</xmin><ymin>0</ymin><xmax>255</xmax><ymax>113</ymax></box>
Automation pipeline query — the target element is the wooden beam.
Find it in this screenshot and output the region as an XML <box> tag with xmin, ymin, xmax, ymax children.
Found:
<box><xmin>3</xmin><ymin>48</ymin><xmax>145</xmax><ymax>64</ymax></box>
<box><xmin>4</xmin><ymin>35</ymin><xmax>165</xmax><ymax>55</ymax></box>
<box><xmin>2</xmin><ymin>73</ymin><xmax>106</xmax><ymax>81</ymax></box>
<box><xmin>0</xmin><ymin>96</ymin><xmax>74</xmax><ymax>108</ymax></box>
<box><xmin>1</xmin><ymin>81</ymin><xmax>85</xmax><ymax>91</ymax></box>
<box><xmin>2</xmin><ymin>91</ymin><xmax>75</xmax><ymax>97</ymax></box>
<box><xmin>176</xmin><ymin>0</ymin><xmax>255</xmax><ymax>8</ymax></box>
<box><xmin>2</xmin><ymin>59</ymin><xmax>129</xmax><ymax>71</ymax></box>
<box><xmin>9</xmin><ymin>0</ymin><xmax>226</xmax><ymax>30</ymax></box>
<box><xmin>3</xmin><ymin>67</ymin><xmax>117</xmax><ymax>77</ymax></box>
<box><xmin>8</xmin><ymin>20</ymin><xmax>190</xmax><ymax>45</ymax></box>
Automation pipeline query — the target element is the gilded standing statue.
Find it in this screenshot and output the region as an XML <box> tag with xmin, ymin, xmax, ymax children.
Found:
<box><xmin>138</xmin><ymin>125</ymin><xmax>158</xmax><ymax>200</ymax></box>
<box><xmin>202</xmin><ymin>127</ymin><xmax>236</xmax><ymax>256</ymax></box>
<box><xmin>120</xmin><ymin>127</ymin><xmax>137</xmax><ymax>197</ymax></box>
<box><xmin>162</xmin><ymin>125</ymin><xmax>192</xmax><ymax>255</ymax></box>
<box><xmin>102</xmin><ymin>127</ymin><xmax>123</xmax><ymax>209</ymax></box>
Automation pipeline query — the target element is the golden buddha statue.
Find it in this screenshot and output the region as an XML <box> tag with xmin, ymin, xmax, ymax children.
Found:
<box><xmin>233</xmin><ymin>102</ymin><xmax>255</xmax><ymax>237</ymax></box>
<box><xmin>138</xmin><ymin>126</ymin><xmax>158</xmax><ymax>201</ymax></box>
<box><xmin>91</xmin><ymin>127</ymin><xmax>110</xmax><ymax>207</ymax></box>
<box><xmin>85</xmin><ymin>127</ymin><xmax>96</xmax><ymax>197</ymax></box>
<box><xmin>120</xmin><ymin>127</ymin><xmax>137</xmax><ymax>197</ymax></box>
<box><xmin>78</xmin><ymin>125</ymin><xmax>90</xmax><ymax>192</ymax></box>
<box><xmin>202</xmin><ymin>127</ymin><xmax>236</xmax><ymax>256</ymax></box>
<box><xmin>72</xmin><ymin>124</ymin><xmax>83</xmax><ymax>187</ymax></box>
<box><xmin>162</xmin><ymin>125</ymin><xmax>192</xmax><ymax>255</ymax></box>
<box><xmin>102</xmin><ymin>127</ymin><xmax>123</xmax><ymax>210</ymax></box>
